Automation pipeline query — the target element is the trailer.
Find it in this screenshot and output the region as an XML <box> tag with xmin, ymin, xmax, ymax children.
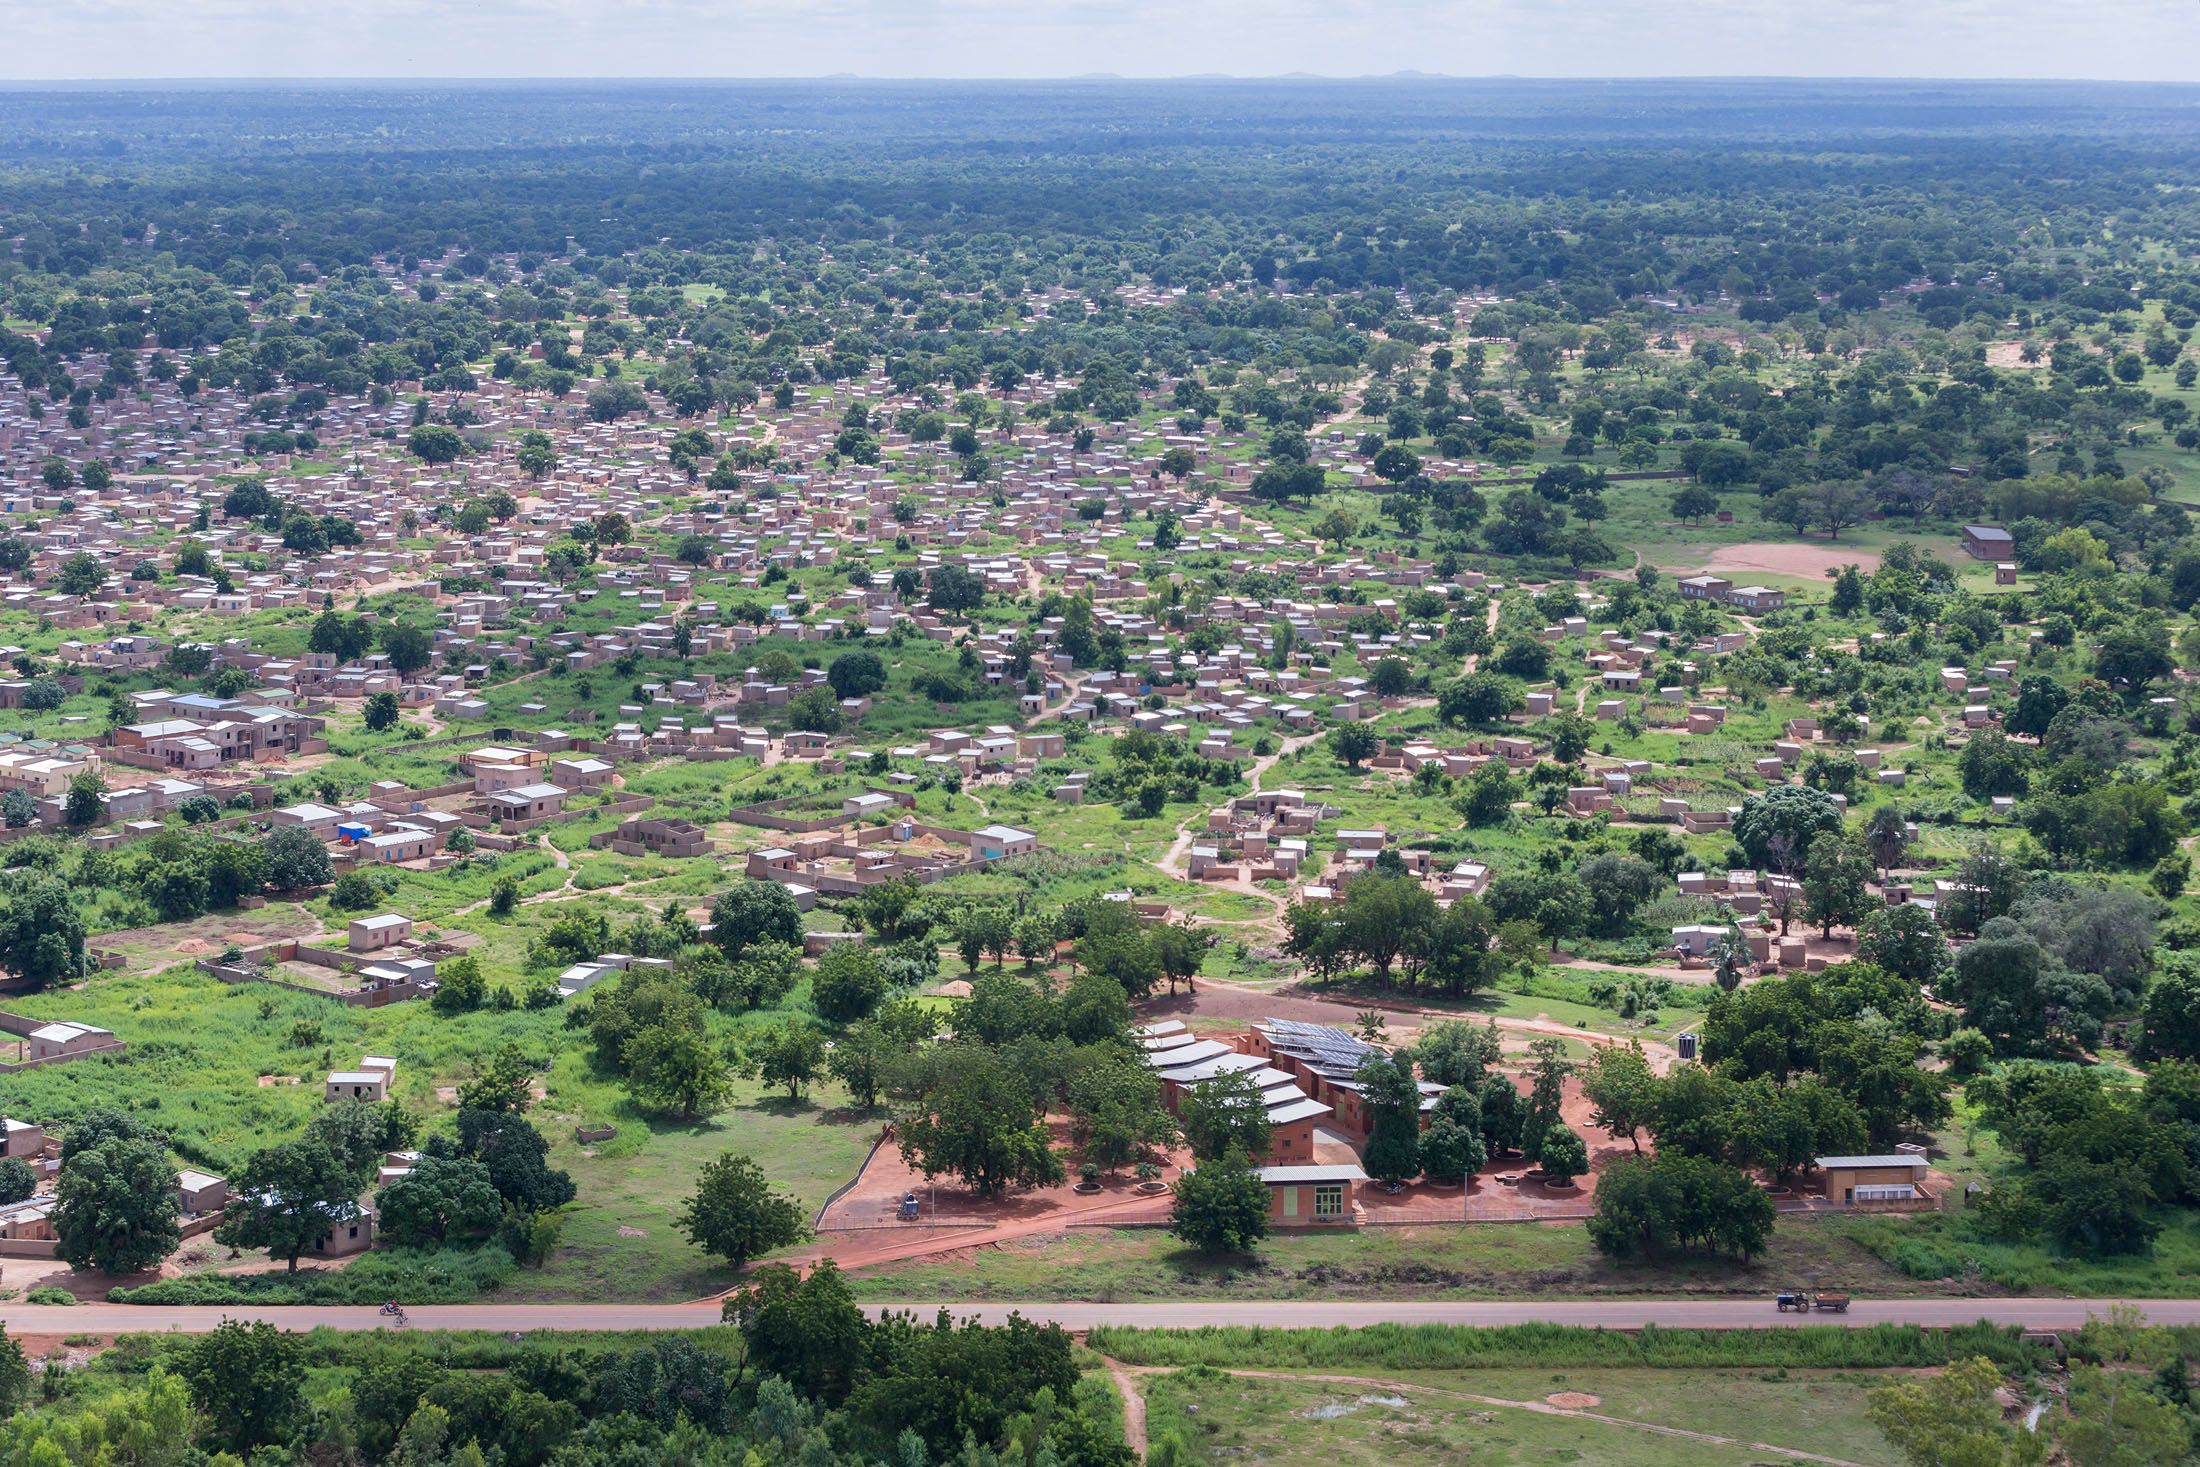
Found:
<box><xmin>1775</xmin><ymin>1290</ymin><xmax>1850</xmax><ymax>1312</ymax></box>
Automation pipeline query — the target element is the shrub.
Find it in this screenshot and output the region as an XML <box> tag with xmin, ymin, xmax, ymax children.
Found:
<box><xmin>1087</xmin><ymin>1321</ymin><xmax>2043</xmax><ymax>1371</ymax></box>
<box><xmin>114</xmin><ymin>1245</ymin><xmax>516</xmax><ymax>1305</ymax></box>
<box><xmin>328</xmin><ymin>872</ymin><xmax>379</xmax><ymax>910</ymax></box>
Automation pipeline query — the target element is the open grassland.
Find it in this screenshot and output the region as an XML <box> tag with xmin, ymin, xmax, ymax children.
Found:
<box><xmin>0</xmin><ymin>965</ymin><xmax>875</xmax><ymax>1300</ymax></box>
<box><xmin>1088</xmin><ymin>1319</ymin><xmax>2042</xmax><ymax>1369</ymax></box>
<box><xmin>1135</xmin><ymin>1363</ymin><xmax>1902</xmax><ymax>1467</ymax></box>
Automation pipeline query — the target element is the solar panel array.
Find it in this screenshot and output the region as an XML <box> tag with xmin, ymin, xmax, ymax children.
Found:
<box><xmin>1259</xmin><ymin>1017</ymin><xmax>1378</xmax><ymax>1075</ymax></box>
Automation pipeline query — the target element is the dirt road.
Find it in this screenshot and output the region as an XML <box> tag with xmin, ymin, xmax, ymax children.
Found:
<box><xmin>0</xmin><ymin>1297</ymin><xmax>2179</xmax><ymax>1336</ymax></box>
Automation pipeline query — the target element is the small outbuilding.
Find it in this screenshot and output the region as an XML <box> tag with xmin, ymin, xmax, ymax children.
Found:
<box><xmin>1962</xmin><ymin>525</ymin><xmax>2014</xmax><ymax>560</ymax></box>
<box><xmin>968</xmin><ymin>824</ymin><xmax>1038</xmax><ymax>860</ymax></box>
<box><xmin>348</xmin><ymin>913</ymin><xmax>414</xmax><ymax>952</ymax></box>
<box><xmin>28</xmin><ymin>1022</ymin><xmax>114</xmax><ymax>1062</ymax></box>
<box><xmin>1816</xmin><ymin>1153</ymin><xmax>1929</xmax><ymax>1204</ymax></box>
<box><xmin>1256</xmin><ymin>1162</ymin><xmax>1367</xmax><ymax>1226</ymax></box>
<box><xmin>325</xmin><ymin>1069</ymin><xmax>389</xmax><ymax>1103</ymax></box>
<box><xmin>177</xmin><ymin>1169</ymin><xmax>228</xmax><ymax>1217</ymax></box>
<box><xmin>309</xmin><ymin>1202</ymin><xmax>375</xmax><ymax>1258</ymax></box>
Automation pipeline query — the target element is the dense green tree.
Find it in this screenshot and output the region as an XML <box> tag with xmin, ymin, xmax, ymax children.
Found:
<box><xmin>1580</xmin><ymin>1042</ymin><xmax>1656</xmax><ymax>1153</ymax></box>
<box><xmin>377</xmin><ymin>620</ymin><xmax>434</xmax><ymax>675</ymax></box>
<box><xmin>1575</xmin><ymin>852</ymin><xmax>1661</xmax><ymax>937</ymax></box>
<box><xmin>2140</xmin><ymin>955</ymin><xmax>2200</xmax><ymax>1061</ymax></box>
<box><xmin>1357</xmin><ymin>1051</ymin><xmax>1423</xmax><ymax>1185</ymax></box>
<box><xmin>218</xmin><ymin>1137</ymin><xmax>362</xmax><ymax>1270</ymax></box>
<box><xmin>0</xmin><ymin>876</ymin><xmax>86</xmax><ymax>986</ymax></box>
<box><xmin>678</xmin><ymin>1152</ymin><xmax>810</xmax><ymax>1267</ymax></box>
<box><xmin>812</xmin><ymin>943</ymin><xmax>890</xmax><ymax>1024</ymax></box>
<box><xmin>1416</xmin><ymin>1114</ymin><xmax>1488</xmax><ymax>1185</ymax></box>
<box><xmin>309</xmin><ymin>609</ymin><xmax>375</xmax><ymax>661</ymax></box>
<box><xmin>64</xmin><ymin>771</ymin><xmax>106</xmax><ymax>826</ymax></box>
<box><xmin>1802</xmin><ymin>832</ymin><xmax>1875</xmax><ymax>937</ymax></box>
<box><xmin>57</xmin><ymin>552</ymin><xmax>104</xmax><ymax>596</ymax></box>
<box><xmin>1169</xmin><ymin>1147</ymin><xmax>1271</xmax><ymax>1254</ymax></box>
<box><xmin>434</xmin><ymin>1107</ymin><xmax>574</xmax><ymax>1216</ymax></box>
<box><xmin>897</xmin><ymin>1048</ymin><xmax>1065</xmax><ymax>1197</ymax></box>
<box><xmin>1410</xmin><ymin>1019</ymin><xmax>1501</xmax><ymax>1090</ymax></box>
<box><xmin>709</xmin><ymin>879</ymin><xmax>804</xmax><ymax>960</ymax></box>
<box><xmin>828</xmin><ymin>649</ymin><xmax>889</xmax><ymax>698</ymax></box>
<box><xmin>1732</xmin><ymin>785</ymin><xmax>1844</xmax><ymax>868</ymax></box>
<box><xmin>444</xmin><ymin>1045</ymin><xmax>530</xmax><ymax>1117</ymax></box>
<box><xmin>1537</xmin><ymin>1124</ymin><xmax>1588</xmax><ymax>1186</ymax></box>
<box><xmin>1587</xmin><ymin>1153</ymin><xmax>1775</xmax><ymax>1260</ymax></box>
<box><xmin>1867</xmin><ymin>1357</ymin><xmax>2044</xmax><ymax>1467</ymax></box>
<box><xmin>741</xmin><ymin>1020</ymin><xmax>828</xmax><ymax>1100</ymax></box>
<box><xmin>179</xmin><ymin>1320</ymin><xmax>306</xmax><ymax>1452</ymax></box>
<box><xmin>724</xmin><ymin>1260</ymin><xmax>868</xmax><ymax>1404</ymax></box>
<box><xmin>1438</xmin><ymin>671</ymin><xmax>1519</xmax><ymax>725</ymax></box>
<box><xmin>1066</xmin><ymin>1050</ymin><xmax>1176</xmax><ymax>1170</ymax></box>
<box><xmin>376</xmin><ymin>1154</ymin><xmax>503</xmax><ymax>1243</ymax></box>
<box><xmin>1327</xmin><ymin>722</ymin><xmax>1378</xmax><ymax>768</ymax></box>
<box><xmin>1178</xmin><ymin>1067</ymin><xmax>1273</xmax><ymax>1163</ymax></box>
<box><xmin>1480</xmin><ymin>1072</ymin><xmax>1527</xmax><ymax>1157</ymax></box>
<box><xmin>1854</xmin><ymin>903</ymin><xmax>1947</xmax><ymax>984</ymax></box>
<box><xmin>54</xmin><ymin>1133</ymin><xmax>181</xmax><ymax>1274</ymax></box>
<box><xmin>625</xmin><ymin>1020</ymin><xmax>735</xmax><ymax>1119</ymax></box>
<box><xmin>1959</xmin><ymin>728</ymin><xmax>2030</xmax><ymax>799</ymax></box>
<box><xmin>407</xmin><ymin>423</ymin><xmax>464</xmax><ymax>463</ymax></box>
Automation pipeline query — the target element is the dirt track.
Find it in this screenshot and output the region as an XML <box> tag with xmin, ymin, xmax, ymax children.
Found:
<box><xmin>0</xmin><ymin>1296</ymin><xmax>2182</xmax><ymax>1335</ymax></box>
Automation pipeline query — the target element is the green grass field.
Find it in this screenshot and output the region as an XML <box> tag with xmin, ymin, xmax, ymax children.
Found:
<box><xmin>0</xmin><ymin>962</ymin><xmax>873</xmax><ymax>1299</ymax></box>
<box><xmin>1137</xmin><ymin>1364</ymin><xmax>1903</xmax><ymax>1467</ymax></box>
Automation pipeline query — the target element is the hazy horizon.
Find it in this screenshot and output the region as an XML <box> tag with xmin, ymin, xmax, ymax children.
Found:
<box><xmin>10</xmin><ymin>0</ymin><xmax>2200</xmax><ymax>85</ymax></box>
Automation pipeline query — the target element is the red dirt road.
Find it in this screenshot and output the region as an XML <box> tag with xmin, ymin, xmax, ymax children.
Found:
<box><xmin>0</xmin><ymin>1297</ymin><xmax>2188</xmax><ymax>1336</ymax></box>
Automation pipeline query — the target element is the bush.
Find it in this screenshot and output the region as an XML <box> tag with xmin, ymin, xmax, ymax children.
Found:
<box><xmin>113</xmin><ymin>1244</ymin><xmax>517</xmax><ymax>1305</ymax></box>
<box><xmin>328</xmin><ymin>871</ymin><xmax>379</xmax><ymax>911</ymax></box>
<box><xmin>1940</xmin><ymin>1028</ymin><xmax>1994</xmax><ymax>1077</ymax></box>
<box><xmin>1537</xmin><ymin>1124</ymin><xmax>1588</xmax><ymax>1186</ymax></box>
<box><xmin>431</xmin><ymin>955</ymin><xmax>489</xmax><ymax>1015</ymax></box>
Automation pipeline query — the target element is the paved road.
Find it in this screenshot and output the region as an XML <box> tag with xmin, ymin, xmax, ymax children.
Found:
<box><xmin>0</xmin><ymin>1297</ymin><xmax>2190</xmax><ymax>1336</ymax></box>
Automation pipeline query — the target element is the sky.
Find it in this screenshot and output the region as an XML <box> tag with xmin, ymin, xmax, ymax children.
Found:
<box><xmin>7</xmin><ymin>0</ymin><xmax>2200</xmax><ymax>82</ymax></box>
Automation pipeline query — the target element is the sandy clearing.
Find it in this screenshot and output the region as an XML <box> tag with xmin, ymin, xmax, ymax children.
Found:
<box><xmin>1984</xmin><ymin>341</ymin><xmax>2049</xmax><ymax>370</ymax></box>
<box><xmin>1682</xmin><ymin>541</ymin><xmax>1879</xmax><ymax>579</ymax></box>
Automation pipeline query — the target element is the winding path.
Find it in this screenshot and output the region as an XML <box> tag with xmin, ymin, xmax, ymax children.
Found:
<box><xmin>1155</xmin><ymin>729</ymin><xmax>1326</xmax><ymax>934</ymax></box>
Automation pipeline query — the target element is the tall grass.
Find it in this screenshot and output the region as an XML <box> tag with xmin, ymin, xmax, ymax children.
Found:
<box><xmin>1085</xmin><ymin>1321</ymin><xmax>2044</xmax><ymax>1370</ymax></box>
<box><xmin>1840</xmin><ymin>1211</ymin><xmax>2200</xmax><ymax>1298</ymax></box>
<box><xmin>99</xmin><ymin>1324</ymin><xmax>747</xmax><ymax>1377</ymax></box>
<box><xmin>115</xmin><ymin>1243</ymin><xmax>518</xmax><ymax>1304</ymax></box>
